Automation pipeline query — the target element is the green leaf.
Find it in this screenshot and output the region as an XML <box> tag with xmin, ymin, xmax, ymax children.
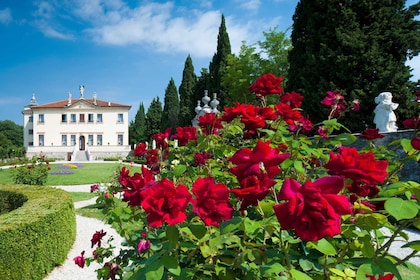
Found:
<box><xmin>384</xmin><ymin>197</ymin><xmax>418</xmax><ymax>220</ymax></box>
<box><xmin>293</xmin><ymin>160</ymin><xmax>305</xmax><ymax>174</ymax></box>
<box><xmin>244</xmin><ymin>217</ymin><xmax>261</xmax><ymax>237</ymax></box>
<box><xmin>402</xmin><ymin>240</ymin><xmax>420</xmax><ymax>250</ymax></box>
<box><xmin>260</xmin><ymin>262</ymin><xmax>285</xmax><ymax>277</ymax></box>
<box><xmin>334</xmin><ymin>133</ymin><xmax>357</xmax><ymax>145</ymax></box>
<box><xmin>220</xmin><ymin>216</ymin><xmax>242</xmax><ymax>234</ymax></box>
<box><xmin>173</xmin><ymin>164</ymin><xmax>187</xmax><ymax>177</ymax></box>
<box><xmin>290</xmin><ymin>268</ymin><xmax>314</xmax><ymax>280</ymax></box>
<box><xmin>161</xmin><ymin>255</ymin><xmax>181</xmax><ymax>276</ymax></box>
<box><xmin>189</xmin><ymin>223</ymin><xmax>207</xmax><ymax>240</ymax></box>
<box><xmin>166</xmin><ymin>226</ymin><xmax>179</xmax><ymax>245</ymax></box>
<box><xmin>306</xmin><ymin>238</ymin><xmax>337</xmax><ymax>255</ymax></box>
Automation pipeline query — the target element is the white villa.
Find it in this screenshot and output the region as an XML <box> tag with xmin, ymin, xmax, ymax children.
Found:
<box><xmin>22</xmin><ymin>86</ymin><xmax>131</xmax><ymax>161</ymax></box>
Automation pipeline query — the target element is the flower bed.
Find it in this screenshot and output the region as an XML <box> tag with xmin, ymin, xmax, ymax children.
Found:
<box><xmin>76</xmin><ymin>74</ymin><xmax>419</xmax><ymax>280</ymax></box>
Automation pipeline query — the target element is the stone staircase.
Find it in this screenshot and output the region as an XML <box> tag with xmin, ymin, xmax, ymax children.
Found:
<box><xmin>73</xmin><ymin>150</ymin><xmax>89</xmax><ymax>161</ymax></box>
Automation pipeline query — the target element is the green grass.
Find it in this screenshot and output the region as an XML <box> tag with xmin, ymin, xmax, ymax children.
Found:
<box><xmin>71</xmin><ymin>192</ymin><xmax>97</xmax><ymax>202</ymax></box>
<box><xmin>0</xmin><ymin>162</ymin><xmax>142</xmax><ymax>186</ymax></box>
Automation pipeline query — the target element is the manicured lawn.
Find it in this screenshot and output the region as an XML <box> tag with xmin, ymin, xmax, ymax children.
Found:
<box><xmin>0</xmin><ymin>162</ymin><xmax>142</xmax><ymax>186</ymax></box>
<box><xmin>71</xmin><ymin>192</ymin><xmax>97</xmax><ymax>202</ymax></box>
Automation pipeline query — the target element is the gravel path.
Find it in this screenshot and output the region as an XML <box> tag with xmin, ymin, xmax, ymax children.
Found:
<box><xmin>44</xmin><ymin>185</ymin><xmax>125</xmax><ymax>280</ymax></box>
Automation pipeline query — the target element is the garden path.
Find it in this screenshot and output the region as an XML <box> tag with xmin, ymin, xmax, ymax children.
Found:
<box><xmin>43</xmin><ymin>185</ymin><xmax>124</xmax><ymax>280</ymax></box>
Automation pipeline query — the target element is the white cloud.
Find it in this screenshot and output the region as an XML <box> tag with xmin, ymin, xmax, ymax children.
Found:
<box><xmin>0</xmin><ymin>8</ymin><xmax>12</xmax><ymax>24</ymax></box>
<box><xmin>235</xmin><ymin>0</ymin><xmax>261</xmax><ymax>11</ymax></box>
<box><xmin>84</xmin><ymin>2</ymin><xmax>254</xmax><ymax>58</ymax></box>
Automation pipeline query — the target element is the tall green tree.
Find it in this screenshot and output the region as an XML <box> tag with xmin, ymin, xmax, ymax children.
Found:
<box><xmin>0</xmin><ymin>120</ymin><xmax>23</xmax><ymax>147</ymax></box>
<box><xmin>287</xmin><ymin>0</ymin><xmax>420</xmax><ymax>132</ymax></box>
<box><xmin>145</xmin><ymin>97</ymin><xmax>163</xmax><ymax>141</ymax></box>
<box><xmin>129</xmin><ymin>102</ymin><xmax>147</xmax><ymax>145</ymax></box>
<box><xmin>193</xmin><ymin>68</ymin><xmax>211</xmax><ymax>117</ymax></box>
<box><xmin>161</xmin><ymin>78</ymin><xmax>180</xmax><ymax>132</ymax></box>
<box><xmin>179</xmin><ymin>55</ymin><xmax>197</xmax><ymax>126</ymax></box>
<box><xmin>208</xmin><ymin>14</ymin><xmax>232</xmax><ymax>109</ymax></box>
<box><xmin>222</xmin><ymin>26</ymin><xmax>291</xmax><ymax>106</ymax></box>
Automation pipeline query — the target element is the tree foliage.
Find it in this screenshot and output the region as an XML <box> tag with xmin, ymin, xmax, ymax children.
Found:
<box><xmin>0</xmin><ymin>120</ymin><xmax>24</xmax><ymax>159</ymax></box>
<box><xmin>161</xmin><ymin>78</ymin><xmax>180</xmax><ymax>132</ymax></box>
<box><xmin>179</xmin><ymin>55</ymin><xmax>197</xmax><ymax>126</ymax></box>
<box><xmin>129</xmin><ymin>102</ymin><xmax>147</xmax><ymax>145</ymax></box>
<box><xmin>222</xmin><ymin>27</ymin><xmax>291</xmax><ymax>106</ymax></box>
<box><xmin>145</xmin><ymin>97</ymin><xmax>163</xmax><ymax>141</ymax></box>
<box><xmin>208</xmin><ymin>14</ymin><xmax>232</xmax><ymax>109</ymax></box>
<box><xmin>287</xmin><ymin>0</ymin><xmax>420</xmax><ymax>132</ymax></box>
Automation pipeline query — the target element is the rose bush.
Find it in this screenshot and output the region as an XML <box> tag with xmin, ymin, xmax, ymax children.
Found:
<box><xmin>76</xmin><ymin>74</ymin><xmax>420</xmax><ymax>280</ymax></box>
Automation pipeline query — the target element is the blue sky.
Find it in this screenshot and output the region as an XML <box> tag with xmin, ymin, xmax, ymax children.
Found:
<box><xmin>0</xmin><ymin>0</ymin><xmax>419</xmax><ymax>125</ymax></box>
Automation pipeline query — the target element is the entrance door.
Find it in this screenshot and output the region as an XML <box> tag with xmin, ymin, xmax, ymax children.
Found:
<box><xmin>79</xmin><ymin>136</ymin><xmax>85</xmax><ymax>151</ymax></box>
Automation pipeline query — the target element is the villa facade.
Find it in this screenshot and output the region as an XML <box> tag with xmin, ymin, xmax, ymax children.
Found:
<box><xmin>22</xmin><ymin>86</ymin><xmax>131</xmax><ymax>161</ymax></box>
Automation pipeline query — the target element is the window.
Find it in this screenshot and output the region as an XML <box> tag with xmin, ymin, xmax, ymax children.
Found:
<box><xmin>88</xmin><ymin>135</ymin><xmax>93</xmax><ymax>146</ymax></box>
<box><xmin>39</xmin><ymin>135</ymin><xmax>44</xmax><ymax>146</ymax></box>
<box><xmin>88</xmin><ymin>114</ymin><xmax>94</xmax><ymax>123</ymax></box>
<box><xmin>118</xmin><ymin>134</ymin><xmax>123</xmax><ymax>145</ymax></box>
<box><xmin>79</xmin><ymin>114</ymin><xmax>85</xmax><ymax>122</ymax></box>
<box><xmin>62</xmin><ymin>135</ymin><xmax>67</xmax><ymax>146</ymax></box>
<box><xmin>29</xmin><ymin>129</ymin><xmax>33</xmax><ymax>135</ymax></box>
<box><xmin>71</xmin><ymin>135</ymin><xmax>76</xmax><ymax>146</ymax></box>
<box><xmin>29</xmin><ymin>116</ymin><xmax>33</xmax><ymax>123</ymax></box>
<box><xmin>117</xmin><ymin>113</ymin><xmax>123</xmax><ymax>123</ymax></box>
<box><xmin>61</xmin><ymin>114</ymin><xmax>67</xmax><ymax>123</ymax></box>
<box><xmin>97</xmin><ymin>114</ymin><xmax>103</xmax><ymax>123</ymax></box>
<box><xmin>70</xmin><ymin>114</ymin><xmax>76</xmax><ymax>123</ymax></box>
<box><xmin>29</xmin><ymin>141</ymin><xmax>33</xmax><ymax>146</ymax></box>
<box><xmin>39</xmin><ymin>114</ymin><xmax>44</xmax><ymax>123</ymax></box>
<box><xmin>97</xmin><ymin>135</ymin><xmax>103</xmax><ymax>146</ymax></box>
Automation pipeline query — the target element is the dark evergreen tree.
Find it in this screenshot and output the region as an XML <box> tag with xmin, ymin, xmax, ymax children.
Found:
<box><xmin>129</xmin><ymin>102</ymin><xmax>147</xmax><ymax>145</ymax></box>
<box><xmin>0</xmin><ymin>120</ymin><xmax>23</xmax><ymax>147</ymax></box>
<box><xmin>179</xmin><ymin>55</ymin><xmax>197</xmax><ymax>126</ymax></box>
<box><xmin>287</xmin><ymin>0</ymin><xmax>420</xmax><ymax>132</ymax></box>
<box><xmin>161</xmin><ymin>78</ymin><xmax>180</xmax><ymax>132</ymax></box>
<box><xmin>208</xmin><ymin>14</ymin><xmax>232</xmax><ymax>109</ymax></box>
<box><xmin>145</xmin><ymin>97</ymin><xmax>163</xmax><ymax>141</ymax></box>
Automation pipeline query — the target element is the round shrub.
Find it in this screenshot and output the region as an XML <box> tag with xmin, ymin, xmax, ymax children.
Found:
<box><xmin>0</xmin><ymin>185</ymin><xmax>76</xmax><ymax>280</ymax></box>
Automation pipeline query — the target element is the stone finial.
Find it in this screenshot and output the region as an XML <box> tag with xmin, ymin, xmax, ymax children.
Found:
<box><xmin>79</xmin><ymin>85</ymin><xmax>85</xmax><ymax>99</ymax></box>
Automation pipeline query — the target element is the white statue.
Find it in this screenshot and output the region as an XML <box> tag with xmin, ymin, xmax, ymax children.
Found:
<box><xmin>373</xmin><ymin>91</ymin><xmax>398</xmax><ymax>132</ymax></box>
<box><xmin>79</xmin><ymin>85</ymin><xmax>85</xmax><ymax>99</ymax></box>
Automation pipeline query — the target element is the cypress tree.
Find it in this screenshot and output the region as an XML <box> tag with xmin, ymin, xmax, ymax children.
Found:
<box><xmin>129</xmin><ymin>102</ymin><xmax>147</xmax><ymax>145</ymax></box>
<box><xmin>145</xmin><ymin>97</ymin><xmax>163</xmax><ymax>141</ymax></box>
<box><xmin>161</xmin><ymin>78</ymin><xmax>180</xmax><ymax>132</ymax></box>
<box><xmin>208</xmin><ymin>14</ymin><xmax>232</xmax><ymax>109</ymax></box>
<box><xmin>179</xmin><ymin>55</ymin><xmax>197</xmax><ymax>126</ymax></box>
<box><xmin>193</xmin><ymin>68</ymin><xmax>211</xmax><ymax>118</ymax></box>
<box><xmin>287</xmin><ymin>0</ymin><xmax>420</xmax><ymax>132</ymax></box>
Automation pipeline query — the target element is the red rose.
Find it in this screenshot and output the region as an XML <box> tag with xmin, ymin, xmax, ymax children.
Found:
<box><xmin>366</xmin><ymin>273</ymin><xmax>394</xmax><ymax>280</ymax></box>
<box><xmin>274</xmin><ymin>102</ymin><xmax>303</xmax><ymax>123</ymax></box>
<box><xmin>360</xmin><ymin>128</ymin><xmax>385</xmax><ymax>140</ymax></box>
<box><xmin>191</xmin><ymin>177</ymin><xmax>233</xmax><ymax>226</ymax></box>
<box><xmin>230</xmin><ymin>174</ymin><xmax>275</xmax><ymax>211</ymax></box>
<box><xmin>321</xmin><ymin>91</ymin><xmax>346</xmax><ymax>117</ymax></box>
<box><xmin>73</xmin><ymin>251</ymin><xmax>85</xmax><ymax>268</ymax></box>
<box><xmin>220</xmin><ymin>102</ymin><xmax>247</xmax><ymax>123</ymax></box>
<box><xmin>240</xmin><ymin>105</ymin><xmax>277</xmax><ymax>135</ymax></box>
<box><xmin>280</xmin><ymin>91</ymin><xmax>304</xmax><ymax>108</ymax></box>
<box><xmin>172</xmin><ymin>126</ymin><xmax>197</xmax><ymax>146</ymax></box>
<box><xmin>248</xmin><ymin>73</ymin><xmax>284</xmax><ymax>96</ymax></box>
<box><xmin>152</xmin><ymin>128</ymin><xmax>172</xmax><ymax>150</ymax></box>
<box><xmin>411</xmin><ymin>136</ymin><xmax>420</xmax><ymax>150</ymax></box>
<box><xmin>91</xmin><ymin>229</ymin><xmax>106</xmax><ymax>248</ymax></box>
<box><xmin>325</xmin><ymin>147</ymin><xmax>388</xmax><ymax>196</ymax></box>
<box><xmin>229</xmin><ymin>140</ymin><xmax>290</xmax><ymax>182</ymax></box>
<box><xmin>273</xmin><ymin>176</ymin><xmax>352</xmax><ymax>241</ymax></box>
<box><xmin>194</xmin><ymin>152</ymin><xmax>212</xmax><ymax>166</ymax></box>
<box><xmin>402</xmin><ymin>117</ymin><xmax>420</xmax><ymax>129</ymax></box>
<box><xmin>119</xmin><ymin>166</ymin><xmax>155</xmax><ymax>206</ymax></box>
<box><xmin>141</xmin><ymin>178</ymin><xmax>192</xmax><ymax>227</ymax></box>
<box><xmin>198</xmin><ymin>113</ymin><xmax>222</xmax><ymax>135</ymax></box>
<box><xmin>133</xmin><ymin>142</ymin><xmax>148</xmax><ymax>157</ymax></box>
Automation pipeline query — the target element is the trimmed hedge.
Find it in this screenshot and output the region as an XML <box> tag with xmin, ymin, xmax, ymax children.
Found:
<box><xmin>0</xmin><ymin>190</ymin><xmax>28</xmax><ymax>214</ymax></box>
<box><xmin>0</xmin><ymin>185</ymin><xmax>76</xmax><ymax>280</ymax></box>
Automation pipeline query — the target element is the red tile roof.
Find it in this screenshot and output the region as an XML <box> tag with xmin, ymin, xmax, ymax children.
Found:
<box><xmin>30</xmin><ymin>98</ymin><xmax>131</xmax><ymax>109</ymax></box>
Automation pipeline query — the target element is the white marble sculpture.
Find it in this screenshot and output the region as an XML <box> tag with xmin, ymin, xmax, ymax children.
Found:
<box><xmin>373</xmin><ymin>91</ymin><xmax>398</xmax><ymax>132</ymax></box>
